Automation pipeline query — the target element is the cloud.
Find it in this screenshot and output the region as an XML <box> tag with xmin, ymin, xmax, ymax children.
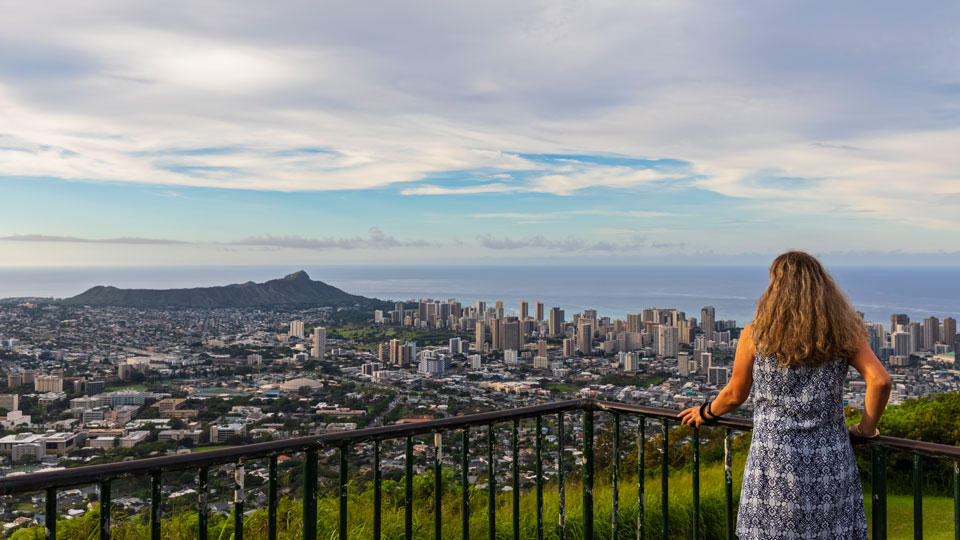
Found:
<box><xmin>0</xmin><ymin>234</ymin><xmax>188</xmax><ymax>245</ymax></box>
<box><xmin>477</xmin><ymin>234</ymin><xmax>647</xmax><ymax>252</ymax></box>
<box><xmin>232</xmin><ymin>228</ymin><xmax>436</xmax><ymax>250</ymax></box>
<box><xmin>400</xmin><ymin>183</ymin><xmax>521</xmax><ymax>196</ymax></box>
<box><xmin>0</xmin><ymin>0</ymin><xmax>959</xmax><ymax>256</ymax></box>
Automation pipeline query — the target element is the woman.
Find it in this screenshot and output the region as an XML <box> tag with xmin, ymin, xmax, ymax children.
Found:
<box><xmin>679</xmin><ymin>250</ymin><xmax>892</xmax><ymax>539</ymax></box>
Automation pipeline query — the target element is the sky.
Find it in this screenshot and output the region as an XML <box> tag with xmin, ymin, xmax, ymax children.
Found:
<box><xmin>1</xmin><ymin>1</ymin><xmax>959</xmax><ymax>267</ymax></box>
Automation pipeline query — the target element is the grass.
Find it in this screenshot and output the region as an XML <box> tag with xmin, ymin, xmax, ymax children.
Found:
<box><xmin>107</xmin><ymin>384</ymin><xmax>148</xmax><ymax>391</ymax></box>
<box><xmin>11</xmin><ymin>456</ymin><xmax>956</xmax><ymax>540</ymax></box>
<box><xmin>866</xmin><ymin>493</ymin><xmax>957</xmax><ymax>540</ymax></box>
<box><xmin>191</xmin><ymin>445</ymin><xmax>235</xmax><ymax>453</ymax></box>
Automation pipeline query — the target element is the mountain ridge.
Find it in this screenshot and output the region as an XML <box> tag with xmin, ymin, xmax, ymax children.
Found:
<box><xmin>60</xmin><ymin>271</ymin><xmax>373</xmax><ymax>308</ymax></box>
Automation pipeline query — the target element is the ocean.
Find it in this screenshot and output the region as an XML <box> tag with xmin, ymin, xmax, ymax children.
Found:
<box><xmin>0</xmin><ymin>265</ymin><xmax>957</xmax><ymax>326</ymax></box>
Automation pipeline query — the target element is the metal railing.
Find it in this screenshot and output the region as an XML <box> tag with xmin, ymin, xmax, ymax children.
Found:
<box><xmin>1</xmin><ymin>398</ymin><xmax>959</xmax><ymax>540</ymax></box>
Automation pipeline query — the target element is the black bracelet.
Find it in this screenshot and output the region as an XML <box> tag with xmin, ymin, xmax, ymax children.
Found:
<box><xmin>701</xmin><ymin>400</ymin><xmax>720</xmax><ymax>424</ymax></box>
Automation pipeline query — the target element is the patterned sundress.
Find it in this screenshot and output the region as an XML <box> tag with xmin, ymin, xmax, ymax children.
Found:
<box><xmin>735</xmin><ymin>353</ymin><xmax>868</xmax><ymax>539</ymax></box>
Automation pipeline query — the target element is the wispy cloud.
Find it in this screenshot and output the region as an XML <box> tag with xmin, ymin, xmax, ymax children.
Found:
<box><xmin>232</xmin><ymin>228</ymin><xmax>436</xmax><ymax>250</ymax></box>
<box><xmin>477</xmin><ymin>234</ymin><xmax>648</xmax><ymax>252</ymax></box>
<box><xmin>0</xmin><ymin>234</ymin><xmax>188</xmax><ymax>245</ymax></box>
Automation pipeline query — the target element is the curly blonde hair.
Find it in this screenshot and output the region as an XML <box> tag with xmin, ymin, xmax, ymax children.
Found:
<box><xmin>753</xmin><ymin>251</ymin><xmax>865</xmax><ymax>367</ymax></box>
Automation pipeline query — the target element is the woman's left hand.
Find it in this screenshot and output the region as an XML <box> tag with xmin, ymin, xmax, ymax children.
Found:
<box><xmin>678</xmin><ymin>405</ymin><xmax>706</xmax><ymax>427</ymax></box>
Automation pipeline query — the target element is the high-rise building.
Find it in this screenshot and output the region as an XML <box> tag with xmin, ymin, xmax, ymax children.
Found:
<box><xmin>549</xmin><ymin>308</ymin><xmax>565</xmax><ymax>337</ymax></box>
<box><xmin>577</xmin><ymin>318</ymin><xmax>593</xmax><ymax>354</ymax></box>
<box><xmin>521</xmin><ymin>302</ymin><xmax>529</xmax><ymax>320</ymax></box>
<box><xmin>908</xmin><ymin>322</ymin><xmax>923</xmax><ymax>352</ymax></box>
<box><xmin>627</xmin><ymin>314</ymin><xmax>643</xmax><ymax>334</ymax></box>
<box><xmin>534</xmin><ymin>356</ymin><xmax>549</xmax><ymax>370</ymax></box>
<box><xmin>475</xmin><ymin>322</ymin><xmax>487</xmax><ymax>353</ymax></box>
<box><xmin>700</xmin><ymin>352</ymin><xmax>713</xmax><ymax>372</ymax></box>
<box><xmin>501</xmin><ymin>318</ymin><xmax>523</xmax><ymax>352</ymax></box>
<box><xmin>35</xmin><ymin>375</ymin><xmax>63</xmax><ymax>393</ymax></box>
<box><xmin>623</xmin><ymin>352</ymin><xmax>640</xmax><ymax>372</ymax></box>
<box><xmin>944</xmin><ymin>317</ymin><xmax>957</xmax><ymax>351</ymax></box>
<box><xmin>562</xmin><ymin>338</ymin><xmax>575</xmax><ymax>357</ymax></box>
<box><xmin>537</xmin><ymin>339</ymin><xmax>548</xmax><ymax>358</ymax></box>
<box><xmin>701</xmin><ymin>307</ymin><xmax>715</xmax><ymax>341</ymax></box>
<box><xmin>891</xmin><ymin>314</ymin><xmax>909</xmax><ymax>335</ymax></box>
<box><xmin>893</xmin><ymin>331</ymin><xmax>912</xmax><ymax>357</ymax></box>
<box><xmin>535</xmin><ymin>302</ymin><xmax>544</xmax><ymax>322</ymax></box>
<box><xmin>389</xmin><ymin>339</ymin><xmax>412</xmax><ymax>365</ymax></box>
<box><xmin>449</xmin><ymin>337</ymin><xmax>462</xmax><ymax>355</ymax></box>
<box><xmin>677</xmin><ymin>352</ymin><xmax>691</xmax><ymax>376</ymax></box>
<box><xmin>924</xmin><ymin>317</ymin><xmax>940</xmax><ymax>350</ymax></box>
<box><xmin>288</xmin><ymin>320</ymin><xmax>304</xmax><ymax>339</ymax></box>
<box><xmin>709</xmin><ymin>367</ymin><xmax>730</xmax><ymax>386</ymax></box>
<box><xmin>311</xmin><ymin>327</ymin><xmax>326</xmax><ymax>359</ymax></box>
<box><xmin>656</xmin><ymin>326</ymin><xmax>679</xmax><ymax>358</ymax></box>
<box><xmin>7</xmin><ymin>373</ymin><xmax>22</xmax><ymax>388</ymax></box>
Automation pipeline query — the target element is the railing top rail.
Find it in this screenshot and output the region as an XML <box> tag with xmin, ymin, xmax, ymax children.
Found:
<box><xmin>0</xmin><ymin>399</ymin><xmax>586</xmax><ymax>494</ymax></box>
<box><xmin>0</xmin><ymin>398</ymin><xmax>957</xmax><ymax>495</ymax></box>
<box><xmin>595</xmin><ymin>400</ymin><xmax>960</xmax><ymax>459</ymax></box>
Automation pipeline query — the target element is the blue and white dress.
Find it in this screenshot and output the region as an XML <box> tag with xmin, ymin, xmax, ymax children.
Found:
<box><xmin>736</xmin><ymin>353</ymin><xmax>868</xmax><ymax>540</ymax></box>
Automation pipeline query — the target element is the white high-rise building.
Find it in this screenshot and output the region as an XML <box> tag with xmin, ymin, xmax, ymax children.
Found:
<box><xmin>289</xmin><ymin>320</ymin><xmax>304</xmax><ymax>339</ymax></box>
<box><xmin>656</xmin><ymin>326</ymin><xmax>679</xmax><ymax>358</ymax></box>
<box><xmin>312</xmin><ymin>327</ymin><xmax>326</xmax><ymax>359</ymax></box>
<box><xmin>449</xmin><ymin>337</ymin><xmax>462</xmax><ymax>355</ymax></box>
<box><xmin>677</xmin><ymin>352</ymin><xmax>691</xmax><ymax>376</ymax></box>
<box><xmin>623</xmin><ymin>352</ymin><xmax>640</xmax><ymax>372</ymax></box>
<box><xmin>470</xmin><ymin>355</ymin><xmax>482</xmax><ymax>369</ymax></box>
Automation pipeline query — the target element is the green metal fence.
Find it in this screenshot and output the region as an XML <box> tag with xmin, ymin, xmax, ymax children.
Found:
<box><xmin>1</xmin><ymin>398</ymin><xmax>958</xmax><ymax>540</ymax></box>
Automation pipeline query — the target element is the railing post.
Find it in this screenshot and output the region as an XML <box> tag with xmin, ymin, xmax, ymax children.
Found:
<box><xmin>303</xmin><ymin>450</ymin><xmax>318</xmax><ymax>540</ymax></box>
<box><xmin>637</xmin><ymin>417</ymin><xmax>645</xmax><ymax>540</ymax></box>
<box><xmin>872</xmin><ymin>445</ymin><xmax>887</xmax><ymax>540</ymax></box>
<box><xmin>660</xmin><ymin>418</ymin><xmax>668</xmax><ymax>540</ymax></box>
<box><xmin>914</xmin><ymin>453</ymin><xmax>923</xmax><ymax>540</ymax></box>
<box><xmin>724</xmin><ymin>428</ymin><xmax>733</xmax><ymax>540</ymax></box>
<box><xmin>233</xmin><ymin>464</ymin><xmax>246</xmax><ymax>538</ymax></box>
<box><xmin>45</xmin><ymin>486</ymin><xmax>56</xmax><ymax>540</ymax></box>
<box><xmin>512</xmin><ymin>418</ymin><xmax>520</xmax><ymax>540</ymax></box>
<box><xmin>198</xmin><ymin>466</ymin><xmax>209</xmax><ymax>540</ymax></box>
<box><xmin>268</xmin><ymin>456</ymin><xmax>278</xmax><ymax>540</ymax></box>
<box><xmin>536</xmin><ymin>415</ymin><xmax>544</xmax><ymax>540</ymax></box>
<box><xmin>462</xmin><ymin>430</ymin><xmax>469</xmax><ymax>540</ymax></box>
<box><xmin>692</xmin><ymin>427</ymin><xmax>699</xmax><ymax>540</ymax></box>
<box><xmin>612</xmin><ymin>413</ymin><xmax>620</xmax><ymax>540</ymax></box>
<box><xmin>99</xmin><ymin>479</ymin><xmax>110</xmax><ymax>540</ymax></box>
<box><xmin>374</xmin><ymin>441</ymin><xmax>382</xmax><ymax>540</ymax></box>
<box><xmin>487</xmin><ymin>424</ymin><xmax>496</xmax><ymax>540</ymax></box>
<box><xmin>406</xmin><ymin>436</ymin><xmax>414</xmax><ymax>540</ymax></box>
<box><xmin>954</xmin><ymin>460</ymin><xmax>959</xmax><ymax>540</ymax></box>
<box><xmin>340</xmin><ymin>443</ymin><xmax>349</xmax><ymax>540</ymax></box>
<box><xmin>583</xmin><ymin>409</ymin><xmax>594</xmax><ymax>540</ymax></box>
<box><xmin>234</xmin><ymin>461</ymin><xmax>245</xmax><ymax>540</ymax></box>
<box><xmin>436</xmin><ymin>433</ymin><xmax>443</xmax><ymax>540</ymax></box>
<box><xmin>150</xmin><ymin>471</ymin><xmax>161</xmax><ymax>540</ymax></box>
<box><xmin>558</xmin><ymin>412</ymin><xmax>565</xmax><ymax>540</ymax></box>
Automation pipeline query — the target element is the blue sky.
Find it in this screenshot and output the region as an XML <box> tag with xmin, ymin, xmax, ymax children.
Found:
<box><xmin>1</xmin><ymin>1</ymin><xmax>959</xmax><ymax>266</ymax></box>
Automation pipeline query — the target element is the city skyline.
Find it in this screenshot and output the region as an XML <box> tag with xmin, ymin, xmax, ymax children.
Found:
<box><xmin>3</xmin><ymin>2</ymin><xmax>960</xmax><ymax>266</ymax></box>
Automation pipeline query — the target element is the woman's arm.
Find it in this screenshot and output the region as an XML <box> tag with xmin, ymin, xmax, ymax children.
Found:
<box><xmin>679</xmin><ymin>324</ymin><xmax>756</xmax><ymax>427</ymax></box>
<box><xmin>848</xmin><ymin>335</ymin><xmax>892</xmax><ymax>437</ymax></box>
